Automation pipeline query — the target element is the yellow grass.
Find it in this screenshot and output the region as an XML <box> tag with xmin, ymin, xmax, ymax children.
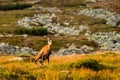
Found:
<box><xmin>0</xmin><ymin>51</ymin><xmax>120</xmax><ymax>80</ymax></box>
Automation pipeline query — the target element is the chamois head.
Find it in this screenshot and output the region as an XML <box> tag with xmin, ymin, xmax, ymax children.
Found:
<box><xmin>47</xmin><ymin>37</ymin><xmax>52</xmax><ymax>45</ymax></box>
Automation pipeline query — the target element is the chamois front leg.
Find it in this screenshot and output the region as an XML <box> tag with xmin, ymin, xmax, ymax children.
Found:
<box><xmin>34</xmin><ymin>59</ymin><xmax>38</xmax><ymax>66</ymax></box>
<box><xmin>39</xmin><ymin>55</ymin><xmax>44</xmax><ymax>65</ymax></box>
<box><xmin>47</xmin><ymin>56</ymin><xmax>49</xmax><ymax>64</ymax></box>
<box><xmin>39</xmin><ymin>59</ymin><xmax>43</xmax><ymax>65</ymax></box>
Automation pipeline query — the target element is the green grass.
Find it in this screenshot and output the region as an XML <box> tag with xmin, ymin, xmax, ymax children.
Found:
<box><xmin>90</xmin><ymin>24</ymin><xmax>120</xmax><ymax>33</ymax></box>
<box><xmin>0</xmin><ymin>9</ymin><xmax>37</xmax><ymax>34</ymax></box>
<box><xmin>0</xmin><ymin>36</ymin><xmax>98</xmax><ymax>51</ymax></box>
<box><xmin>0</xmin><ymin>1</ymin><xmax>119</xmax><ymax>34</ymax></box>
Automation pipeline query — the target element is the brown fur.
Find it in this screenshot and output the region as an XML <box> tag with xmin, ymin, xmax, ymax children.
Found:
<box><xmin>34</xmin><ymin>38</ymin><xmax>52</xmax><ymax>65</ymax></box>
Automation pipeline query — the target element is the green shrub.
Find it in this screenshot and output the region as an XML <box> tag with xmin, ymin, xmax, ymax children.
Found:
<box><xmin>0</xmin><ymin>3</ymin><xmax>32</xmax><ymax>11</ymax></box>
<box><xmin>90</xmin><ymin>19</ymin><xmax>106</xmax><ymax>25</ymax></box>
<box><xmin>53</xmin><ymin>59</ymin><xmax>105</xmax><ymax>71</ymax></box>
<box><xmin>13</xmin><ymin>27</ymin><xmax>48</xmax><ymax>36</ymax></box>
<box><xmin>77</xmin><ymin>59</ymin><xmax>104</xmax><ymax>71</ymax></box>
<box><xmin>80</xmin><ymin>40</ymin><xmax>98</xmax><ymax>48</ymax></box>
<box><xmin>12</xmin><ymin>0</ymin><xmax>23</xmax><ymax>2</ymax></box>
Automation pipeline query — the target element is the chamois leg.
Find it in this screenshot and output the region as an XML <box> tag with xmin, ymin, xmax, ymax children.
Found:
<box><xmin>39</xmin><ymin>59</ymin><xmax>44</xmax><ymax>65</ymax></box>
<box><xmin>38</xmin><ymin>55</ymin><xmax>44</xmax><ymax>65</ymax></box>
<box><xmin>47</xmin><ymin>57</ymin><xmax>49</xmax><ymax>64</ymax></box>
<box><xmin>34</xmin><ymin>59</ymin><xmax>38</xmax><ymax>66</ymax></box>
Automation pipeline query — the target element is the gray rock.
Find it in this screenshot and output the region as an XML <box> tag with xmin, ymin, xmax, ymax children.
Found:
<box><xmin>85</xmin><ymin>32</ymin><xmax>120</xmax><ymax>51</ymax></box>
<box><xmin>33</xmin><ymin>6</ymin><xmax>63</xmax><ymax>13</ymax></box>
<box><xmin>76</xmin><ymin>9</ymin><xmax>120</xmax><ymax>26</ymax></box>
<box><xmin>0</xmin><ymin>42</ymin><xmax>37</xmax><ymax>55</ymax></box>
<box><xmin>55</xmin><ymin>44</ymin><xmax>94</xmax><ymax>56</ymax></box>
<box><xmin>18</xmin><ymin>13</ymin><xmax>88</xmax><ymax>36</ymax></box>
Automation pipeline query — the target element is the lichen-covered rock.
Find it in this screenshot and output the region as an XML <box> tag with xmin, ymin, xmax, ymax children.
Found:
<box><xmin>18</xmin><ymin>13</ymin><xmax>89</xmax><ymax>36</ymax></box>
<box><xmin>55</xmin><ymin>44</ymin><xmax>94</xmax><ymax>56</ymax></box>
<box><xmin>32</xmin><ymin>6</ymin><xmax>63</xmax><ymax>13</ymax></box>
<box><xmin>76</xmin><ymin>9</ymin><xmax>120</xmax><ymax>26</ymax></box>
<box><xmin>0</xmin><ymin>42</ymin><xmax>37</xmax><ymax>55</ymax></box>
<box><xmin>85</xmin><ymin>32</ymin><xmax>120</xmax><ymax>51</ymax></box>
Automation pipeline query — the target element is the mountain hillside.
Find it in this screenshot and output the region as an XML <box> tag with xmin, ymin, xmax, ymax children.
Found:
<box><xmin>0</xmin><ymin>0</ymin><xmax>120</xmax><ymax>54</ymax></box>
<box><xmin>0</xmin><ymin>0</ymin><xmax>120</xmax><ymax>80</ymax></box>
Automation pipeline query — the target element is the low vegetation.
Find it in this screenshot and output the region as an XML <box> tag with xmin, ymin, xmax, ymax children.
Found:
<box><xmin>0</xmin><ymin>52</ymin><xmax>120</xmax><ymax>80</ymax></box>
<box><xmin>0</xmin><ymin>36</ymin><xmax>98</xmax><ymax>51</ymax></box>
<box><xmin>13</xmin><ymin>27</ymin><xmax>48</xmax><ymax>36</ymax></box>
<box><xmin>52</xmin><ymin>59</ymin><xmax>105</xmax><ymax>71</ymax></box>
<box><xmin>0</xmin><ymin>0</ymin><xmax>120</xmax><ymax>79</ymax></box>
<box><xmin>0</xmin><ymin>3</ymin><xmax>32</xmax><ymax>11</ymax></box>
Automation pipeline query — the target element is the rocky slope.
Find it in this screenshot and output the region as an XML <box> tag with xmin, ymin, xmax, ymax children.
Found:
<box><xmin>0</xmin><ymin>0</ymin><xmax>120</xmax><ymax>55</ymax></box>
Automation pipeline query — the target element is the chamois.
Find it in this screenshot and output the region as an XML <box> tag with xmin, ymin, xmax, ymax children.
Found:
<box><xmin>34</xmin><ymin>37</ymin><xmax>52</xmax><ymax>65</ymax></box>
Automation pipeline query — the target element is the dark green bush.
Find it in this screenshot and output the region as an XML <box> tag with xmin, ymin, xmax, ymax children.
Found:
<box><xmin>0</xmin><ymin>3</ymin><xmax>32</xmax><ymax>11</ymax></box>
<box><xmin>76</xmin><ymin>59</ymin><xmax>104</xmax><ymax>71</ymax></box>
<box><xmin>80</xmin><ymin>40</ymin><xmax>98</xmax><ymax>48</ymax></box>
<box><xmin>12</xmin><ymin>0</ymin><xmax>23</xmax><ymax>2</ymax></box>
<box><xmin>53</xmin><ymin>59</ymin><xmax>105</xmax><ymax>71</ymax></box>
<box><xmin>13</xmin><ymin>27</ymin><xmax>48</xmax><ymax>36</ymax></box>
<box><xmin>90</xmin><ymin>19</ymin><xmax>106</xmax><ymax>25</ymax></box>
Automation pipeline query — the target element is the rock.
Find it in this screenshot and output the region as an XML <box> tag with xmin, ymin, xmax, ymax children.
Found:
<box><xmin>0</xmin><ymin>42</ymin><xmax>37</xmax><ymax>55</ymax></box>
<box><xmin>18</xmin><ymin>13</ymin><xmax>88</xmax><ymax>36</ymax></box>
<box><xmin>55</xmin><ymin>44</ymin><xmax>94</xmax><ymax>56</ymax></box>
<box><xmin>79</xmin><ymin>25</ymin><xmax>89</xmax><ymax>32</ymax></box>
<box><xmin>9</xmin><ymin>57</ymin><xmax>23</xmax><ymax>61</ymax></box>
<box><xmin>85</xmin><ymin>32</ymin><xmax>120</xmax><ymax>51</ymax></box>
<box><xmin>33</xmin><ymin>6</ymin><xmax>63</xmax><ymax>13</ymax></box>
<box><xmin>76</xmin><ymin>9</ymin><xmax>120</xmax><ymax>26</ymax></box>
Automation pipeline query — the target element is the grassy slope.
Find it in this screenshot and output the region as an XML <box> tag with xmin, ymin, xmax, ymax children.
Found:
<box><xmin>0</xmin><ymin>52</ymin><xmax>120</xmax><ymax>80</ymax></box>
<box><xmin>0</xmin><ymin>0</ymin><xmax>120</xmax><ymax>34</ymax></box>
<box><xmin>0</xmin><ymin>9</ymin><xmax>38</xmax><ymax>33</ymax></box>
<box><xmin>0</xmin><ymin>36</ymin><xmax>98</xmax><ymax>51</ymax></box>
<box><xmin>0</xmin><ymin>1</ymin><xmax>120</xmax><ymax>79</ymax></box>
<box><xmin>0</xmin><ymin>0</ymin><xmax>119</xmax><ymax>55</ymax></box>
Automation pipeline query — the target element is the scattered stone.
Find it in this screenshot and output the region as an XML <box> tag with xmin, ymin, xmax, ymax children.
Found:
<box><xmin>76</xmin><ymin>9</ymin><xmax>120</xmax><ymax>26</ymax></box>
<box><xmin>18</xmin><ymin>13</ymin><xmax>89</xmax><ymax>36</ymax></box>
<box><xmin>0</xmin><ymin>42</ymin><xmax>37</xmax><ymax>55</ymax></box>
<box><xmin>9</xmin><ymin>57</ymin><xmax>23</xmax><ymax>61</ymax></box>
<box><xmin>55</xmin><ymin>43</ymin><xmax>94</xmax><ymax>56</ymax></box>
<box><xmin>32</xmin><ymin>6</ymin><xmax>63</xmax><ymax>13</ymax></box>
<box><xmin>85</xmin><ymin>32</ymin><xmax>120</xmax><ymax>51</ymax></box>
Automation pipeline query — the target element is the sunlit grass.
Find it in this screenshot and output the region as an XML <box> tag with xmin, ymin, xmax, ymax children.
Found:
<box><xmin>0</xmin><ymin>51</ymin><xmax>120</xmax><ymax>80</ymax></box>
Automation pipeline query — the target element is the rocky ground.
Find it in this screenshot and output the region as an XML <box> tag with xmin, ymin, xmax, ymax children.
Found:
<box><xmin>0</xmin><ymin>0</ymin><xmax>120</xmax><ymax>55</ymax></box>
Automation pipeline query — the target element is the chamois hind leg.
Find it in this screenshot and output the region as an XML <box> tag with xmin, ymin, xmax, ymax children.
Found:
<box><xmin>39</xmin><ymin>59</ymin><xmax>44</xmax><ymax>65</ymax></box>
<box><xmin>34</xmin><ymin>59</ymin><xmax>39</xmax><ymax>66</ymax></box>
